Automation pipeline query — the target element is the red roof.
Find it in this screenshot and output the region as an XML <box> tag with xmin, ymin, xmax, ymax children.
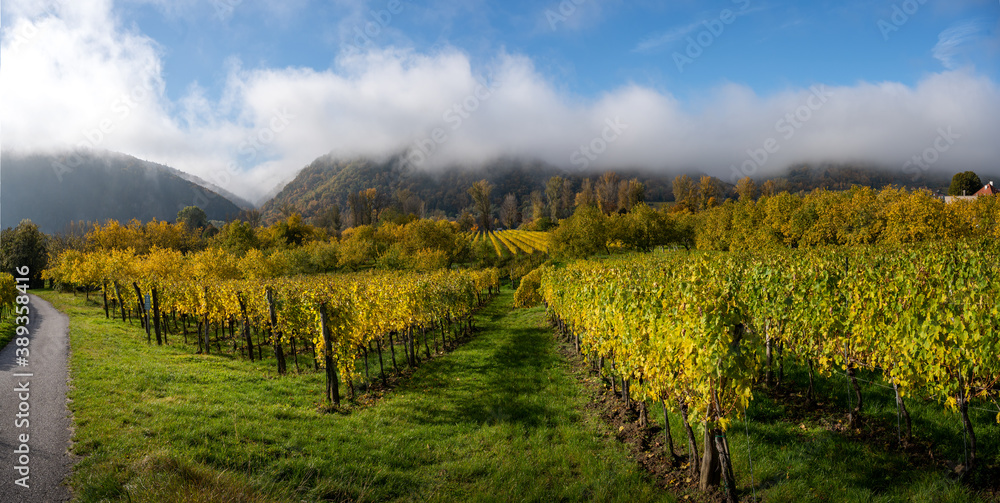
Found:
<box><xmin>973</xmin><ymin>181</ymin><xmax>999</xmax><ymax>196</ymax></box>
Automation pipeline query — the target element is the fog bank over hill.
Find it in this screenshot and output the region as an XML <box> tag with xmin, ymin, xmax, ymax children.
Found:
<box><xmin>1</xmin><ymin>1</ymin><xmax>998</xmax><ymax>202</ymax></box>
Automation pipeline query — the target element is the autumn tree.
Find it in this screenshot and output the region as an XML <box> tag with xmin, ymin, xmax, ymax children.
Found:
<box><xmin>617</xmin><ymin>178</ymin><xmax>645</xmax><ymax>212</ymax></box>
<box><xmin>560</xmin><ymin>177</ymin><xmax>575</xmax><ymax>218</ymax></box>
<box><xmin>468</xmin><ymin>180</ymin><xmax>494</xmax><ymax>231</ymax></box>
<box><xmin>672</xmin><ymin>175</ymin><xmax>698</xmax><ymax>212</ymax></box>
<box><xmin>395</xmin><ymin>189</ymin><xmax>424</xmax><ymax>217</ymax></box>
<box><xmin>499</xmin><ymin>193</ymin><xmax>521</xmax><ymax>229</ymax></box>
<box><xmin>47</xmin><ymin>221</ymin><xmax>91</xmax><ymax>259</ymax></box>
<box><xmin>595</xmin><ymin>171</ymin><xmax>621</xmax><ymax>215</ymax></box>
<box><xmin>529</xmin><ymin>191</ymin><xmax>547</xmax><ymax>221</ymax></box>
<box><xmin>759</xmin><ymin>179</ymin><xmax>778</xmax><ymax>198</ymax></box>
<box><xmin>699</xmin><ymin>175</ymin><xmax>723</xmax><ymax>210</ymax></box>
<box><xmin>278</xmin><ymin>202</ymin><xmax>297</xmax><ymax>219</ymax></box>
<box><xmin>545</xmin><ymin>176</ymin><xmax>564</xmax><ymax>220</ymax></box>
<box><xmin>735</xmin><ymin>177</ymin><xmax>758</xmax><ymax>201</ymax></box>
<box><xmin>575</xmin><ymin>179</ymin><xmax>596</xmax><ymax>208</ymax></box>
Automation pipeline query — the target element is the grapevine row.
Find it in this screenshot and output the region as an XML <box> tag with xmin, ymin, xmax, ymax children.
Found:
<box><xmin>45</xmin><ymin>249</ymin><xmax>501</xmax><ymax>403</ymax></box>
<box><xmin>539</xmin><ymin>239</ymin><xmax>1000</xmax><ymax>498</ymax></box>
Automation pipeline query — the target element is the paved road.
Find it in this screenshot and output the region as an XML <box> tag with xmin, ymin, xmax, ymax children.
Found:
<box><xmin>0</xmin><ymin>294</ymin><xmax>73</xmax><ymax>502</ymax></box>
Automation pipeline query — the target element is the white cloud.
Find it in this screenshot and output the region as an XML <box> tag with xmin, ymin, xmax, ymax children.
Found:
<box><xmin>2</xmin><ymin>0</ymin><xmax>1000</xmax><ymax>205</ymax></box>
<box><xmin>632</xmin><ymin>21</ymin><xmax>702</xmax><ymax>53</ymax></box>
<box><xmin>932</xmin><ymin>20</ymin><xmax>987</xmax><ymax>69</ymax></box>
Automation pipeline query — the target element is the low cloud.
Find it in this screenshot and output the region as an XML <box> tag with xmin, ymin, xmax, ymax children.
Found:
<box><xmin>2</xmin><ymin>0</ymin><xmax>999</xmax><ymax>204</ymax></box>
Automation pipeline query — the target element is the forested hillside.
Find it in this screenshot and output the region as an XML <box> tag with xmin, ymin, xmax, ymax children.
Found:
<box><xmin>0</xmin><ymin>150</ymin><xmax>245</xmax><ymax>233</ymax></box>
<box><xmin>259</xmin><ymin>153</ymin><xmax>975</xmax><ymax>225</ymax></box>
<box><xmin>259</xmin><ymin>155</ymin><xmax>670</xmax><ymax>223</ymax></box>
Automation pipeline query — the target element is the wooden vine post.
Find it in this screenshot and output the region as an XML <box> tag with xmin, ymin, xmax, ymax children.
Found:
<box><xmin>102</xmin><ymin>281</ymin><xmax>110</xmax><ymax>319</ymax></box>
<box><xmin>113</xmin><ymin>281</ymin><xmax>126</xmax><ymax>323</ymax></box>
<box><xmin>237</xmin><ymin>292</ymin><xmax>254</xmax><ymax>362</ymax></box>
<box><xmin>202</xmin><ymin>286</ymin><xmax>211</xmax><ymax>354</ymax></box>
<box><xmin>319</xmin><ymin>302</ymin><xmax>340</xmax><ymax>406</ymax></box>
<box><xmin>133</xmin><ymin>282</ymin><xmax>150</xmax><ymax>343</ymax></box>
<box><xmin>265</xmin><ymin>287</ymin><xmax>286</xmax><ymax>374</ymax></box>
<box><xmin>151</xmin><ymin>286</ymin><xmax>162</xmax><ymax>345</ymax></box>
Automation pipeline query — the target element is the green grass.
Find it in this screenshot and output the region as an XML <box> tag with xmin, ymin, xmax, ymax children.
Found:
<box><xmin>0</xmin><ymin>316</ymin><xmax>15</xmax><ymax>350</ymax></box>
<box><xmin>647</xmin><ymin>361</ymin><xmax>999</xmax><ymax>502</ymax></box>
<box><xmin>38</xmin><ymin>288</ymin><xmax>669</xmax><ymax>502</ymax></box>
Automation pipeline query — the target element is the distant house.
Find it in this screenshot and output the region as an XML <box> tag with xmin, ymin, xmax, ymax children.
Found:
<box><xmin>944</xmin><ymin>181</ymin><xmax>998</xmax><ymax>203</ymax></box>
<box><xmin>972</xmin><ymin>181</ymin><xmax>999</xmax><ymax>196</ymax></box>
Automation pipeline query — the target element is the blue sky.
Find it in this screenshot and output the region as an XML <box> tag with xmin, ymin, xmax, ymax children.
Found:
<box><xmin>118</xmin><ymin>0</ymin><xmax>1000</xmax><ymax>103</ymax></box>
<box><xmin>2</xmin><ymin>0</ymin><xmax>999</xmax><ymax>201</ymax></box>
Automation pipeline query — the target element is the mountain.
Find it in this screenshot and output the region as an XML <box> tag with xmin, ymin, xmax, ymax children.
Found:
<box><xmin>171</xmin><ymin>170</ymin><xmax>255</xmax><ymax>210</ymax></box>
<box><xmin>0</xmin><ymin>150</ymin><xmax>245</xmax><ymax>233</ymax></box>
<box><xmin>260</xmin><ymin>152</ymin><xmax>982</xmax><ymax>224</ymax></box>
<box><xmin>259</xmin><ymin>154</ymin><xmax>675</xmax><ymax>223</ymax></box>
<box><xmin>775</xmin><ymin>163</ymin><xmax>958</xmax><ymax>194</ymax></box>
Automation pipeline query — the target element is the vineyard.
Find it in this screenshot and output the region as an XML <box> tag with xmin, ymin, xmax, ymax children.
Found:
<box><xmin>25</xmin><ymin>218</ymin><xmax>1000</xmax><ymax>500</ymax></box>
<box><xmin>44</xmin><ymin>249</ymin><xmax>501</xmax><ymax>404</ymax></box>
<box><xmin>470</xmin><ymin>230</ymin><xmax>550</xmax><ymax>257</ymax></box>
<box><xmin>539</xmin><ymin>239</ymin><xmax>1000</xmax><ymax>500</ymax></box>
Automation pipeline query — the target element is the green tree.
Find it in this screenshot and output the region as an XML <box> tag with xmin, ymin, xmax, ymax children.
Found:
<box><xmin>949</xmin><ymin>171</ymin><xmax>982</xmax><ymax>196</ymax></box>
<box><xmin>215</xmin><ymin>220</ymin><xmax>259</xmax><ymax>256</ymax></box>
<box><xmin>315</xmin><ymin>204</ymin><xmax>342</xmax><ymax>237</ymax></box>
<box><xmin>338</xmin><ymin>225</ymin><xmax>377</xmax><ymax>270</ymax></box>
<box><xmin>694</xmin><ymin>203</ymin><xmax>734</xmax><ymax>251</ymax></box>
<box><xmin>609</xmin><ymin>203</ymin><xmax>670</xmax><ymax>252</ymax></box>
<box><xmin>177</xmin><ymin>206</ymin><xmax>208</xmax><ymax>231</ymax></box>
<box><xmin>270</xmin><ymin>214</ymin><xmax>318</xmax><ymax>247</ymax></box>
<box><xmin>551</xmin><ymin>205</ymin><xmax>609</xmax><ymax>259</ymax></box>
<box><xmin>0</xmin><ymin>220</ymin><xmax>49</xmax><ymax>288</ymax></box>
<box><xmin>457</xmin><ymin>209</ymin><xmax>476</xmax><ymax>232</ymax></box>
